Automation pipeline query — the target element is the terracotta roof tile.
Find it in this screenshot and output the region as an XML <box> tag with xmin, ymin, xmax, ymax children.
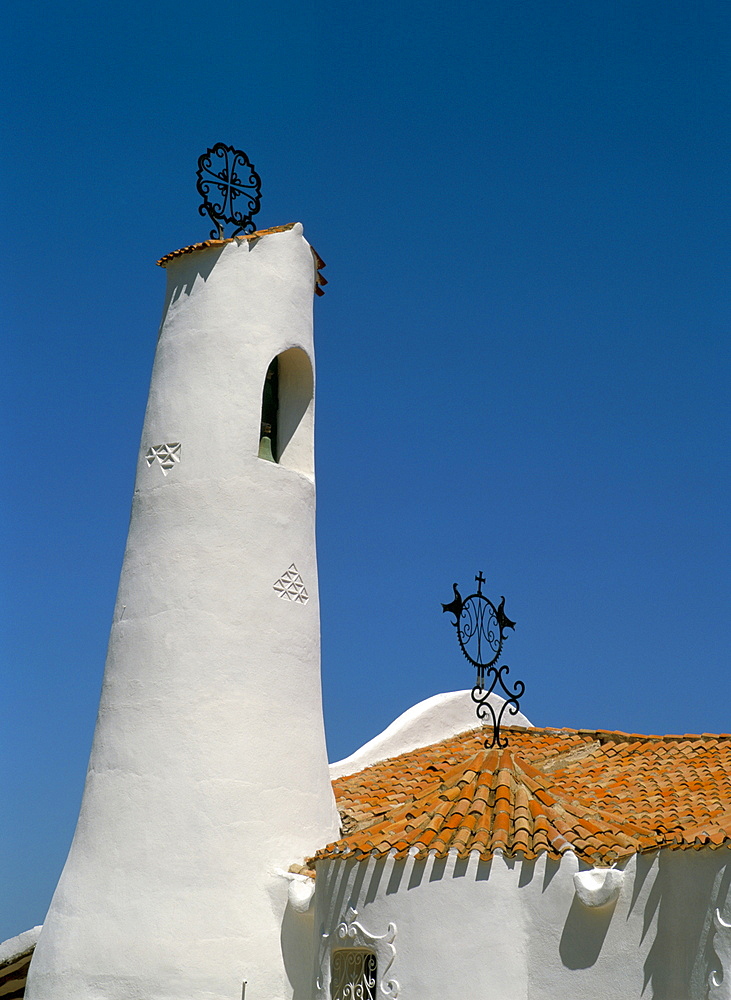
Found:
<box><xmin>314</xmin><ymin>725</ymin><xmax>731</xmax><ymax>866</ymax></box>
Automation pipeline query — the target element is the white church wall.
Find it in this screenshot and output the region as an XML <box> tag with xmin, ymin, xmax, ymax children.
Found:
<box><xmin>314</xmin><ymin>848</ymin><xmax>731</xmax><ymax>1000</ymax></box>
<box><xmin>26</xmin><ymin>225</ymin><xmax>340</xmax><ymax>1000</ymax></box>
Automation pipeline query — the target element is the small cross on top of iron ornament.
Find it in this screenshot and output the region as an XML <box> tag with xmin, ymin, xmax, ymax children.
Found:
<box><xmin>442</xmin><ymin>572</ymin><xmax>525</xmax><ymax>748</ymax></box>
<box><xmin>196</xmin><ymin>144</ymin><xmax>262</xmax><ymax>239</ymax></box>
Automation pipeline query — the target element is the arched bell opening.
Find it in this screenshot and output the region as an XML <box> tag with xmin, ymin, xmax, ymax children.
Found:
<box><xmin>258</xmin><ymin>347</ymin><xmax>314</xmax><ymax>477</ymax></box>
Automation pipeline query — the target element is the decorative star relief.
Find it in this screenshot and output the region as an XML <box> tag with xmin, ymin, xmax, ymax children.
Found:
<box><xmin>273</xmin><ymin>564</ymin><xmax>309</xmax><ymax>605</ymax></box>
<box><xmin>145</xmin><ymin>443</ymin><xmax>181</xmax><ymax>475</ymax></box>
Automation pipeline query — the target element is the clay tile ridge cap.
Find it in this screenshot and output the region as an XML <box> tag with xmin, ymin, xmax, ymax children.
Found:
<box><xmin>155</xmin><ymin>223</ymin><xmax>327</xmax><ymax>271</ymax></box>
<box><xmin>530</xmin><ymin>726</ymin><xmax>731</xmax><ymax>745</ymax></box>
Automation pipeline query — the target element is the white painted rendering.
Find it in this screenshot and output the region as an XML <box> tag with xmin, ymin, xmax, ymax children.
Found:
<box><xmin>573</xmin><ymin>866</ymin><xmax>625</xmax><ymax>907</ymax></box>
<box><xmin>26</xmin><ymin>225</ymin><xmax>339</xmax><ymax>1000</ymax></box>
<box><xmin>313</xmin><ymin>847</ymin><xmax>731</xmax><ymax>1000</ymax></box>
<box><xmin>329</xmin><ymin>689</ymin><xmax>532</xmax><ymax>778</ymax></box>
<box><xmin>275</xmin><ymin>870</ymin><xmax>316</xmax><ymax>915</ymax></box>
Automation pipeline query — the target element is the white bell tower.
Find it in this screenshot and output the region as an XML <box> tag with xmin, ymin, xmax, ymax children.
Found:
<box><xmin>26</xmin><ymin>222</ymin><xmax>339</xmax><ymax>1000</ymax></box>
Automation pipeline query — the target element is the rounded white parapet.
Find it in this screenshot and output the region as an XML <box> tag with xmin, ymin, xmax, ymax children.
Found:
<box><xmin>0</xmin><ymin>926</ymin><xmax>42</xmax><ymax>966</ymax></box>
<box><xmin>330</xmin><ymin>689</ymin><xmax>533</xmax><ymax>778</ymax></box>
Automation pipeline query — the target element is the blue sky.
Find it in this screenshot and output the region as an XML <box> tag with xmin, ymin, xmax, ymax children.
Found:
<box><xmin>2</xmin><ymin>0</ymin><xmax>730</xmax><ymax>941</ymax></box>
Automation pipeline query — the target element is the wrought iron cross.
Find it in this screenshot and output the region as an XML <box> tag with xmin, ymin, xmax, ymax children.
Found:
<box><xmin>441</xmin><ymin>573</ymin><xmax>525</xmax><ymax>748</ymax></box>
<box><xmin>196</xmin><ymin>144</ymin><xmax>262</xmax><ymax>239</ymax></box>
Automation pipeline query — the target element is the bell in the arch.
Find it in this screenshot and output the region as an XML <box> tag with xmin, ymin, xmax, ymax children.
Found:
<box><xmin>258</xmin><ymin>424</ymin><xmax>275</xmax><ymax>462</ymax></box>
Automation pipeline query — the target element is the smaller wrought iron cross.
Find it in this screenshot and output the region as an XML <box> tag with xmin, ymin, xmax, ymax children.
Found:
<box><xmin>441</xmin><ymin>573</ymin><xmax>525</xmax><ymax>748</ymax></box>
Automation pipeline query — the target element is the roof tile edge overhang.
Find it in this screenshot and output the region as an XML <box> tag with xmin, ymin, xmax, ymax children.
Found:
<box><xmin>156</xmin><ymin>222</ymin><xmax>327</xmax><ymax>295</ymax></box>
<box><xmin>311</xmin><ymin>838</ymin><xmax>731</xmax><ymax>866</ymax></box>
<box><xmin>314</xmin><ymin>724</ymin><xmax>731</xmax><ymax>868</ymax></box>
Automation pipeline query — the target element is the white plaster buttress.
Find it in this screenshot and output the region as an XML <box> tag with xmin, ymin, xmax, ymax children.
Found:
<box><xmin>26</xmin><ymin>225</ymin><xmax>339</xmax><ymax>1000</ymax></box>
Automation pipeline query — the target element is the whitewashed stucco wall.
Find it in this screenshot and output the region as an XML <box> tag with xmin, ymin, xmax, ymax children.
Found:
<box><xmin>26</xmin><ymin>227</ymin><xmax>339</xmax><ymax>1000</ymax></box>
<box><xmin>310</xmin><ymin>848</ymin><xmax>731</xmax><ymax>1000</ymax></box>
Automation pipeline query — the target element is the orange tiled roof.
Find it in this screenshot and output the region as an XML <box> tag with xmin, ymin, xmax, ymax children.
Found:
<box><xmin>156</xmin><ymin>223</ymin><xmax>327</xmax><ymax>295</ymax></box>
<box><xmin>315</xmin><ymin>726</ymin><xmax>731</xmax><ymax>866</ymax></box>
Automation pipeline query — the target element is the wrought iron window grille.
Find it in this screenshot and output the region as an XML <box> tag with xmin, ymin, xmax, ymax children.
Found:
<box><xmin>331</xmin><ymin>950</ymin><xmax>377</xmax><ymax>1000</ymax></box>
<box><xmin>317</xmin><ymin>907</ymin><xmax>398</xmax><ymax>1000</ymax></box>
<box><xmin>442</xmin><ymin>571</ymin><xmax>525</xmax><ymax>748</ymax></box>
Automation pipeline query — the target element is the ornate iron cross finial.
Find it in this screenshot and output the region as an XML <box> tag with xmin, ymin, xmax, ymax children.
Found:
<box><xmin>196</xmin><ymin>144</ymin><xmax>262</xmax><ymax>239</ymax></box>
<box><xmin>441</xmin><ymin>573</ymin><xmax>525</xmax><ymax>748</ymax></box>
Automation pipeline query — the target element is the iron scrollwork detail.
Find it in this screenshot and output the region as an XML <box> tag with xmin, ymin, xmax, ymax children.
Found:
<box><xmin>709</xmin><ymin>907</ymin><xmax>731</xmax><ymax>1000</ymax></box>
<box><xmin>442</xmin><ymin>571</ymin><xmax>525</xmax><ymax>748</ymax></box>
<box><xmin>196</xmin><ymin>143</ymin><xmax>262</xmax><ymax>239</ymax></box>
<box><xmin>317</xmin><ymin>907</ymin><xmax>399</xmax><ymax>1000</ymax></box>
<box><xmin>470</xmin><ymin>667</ymin><xmax>525</xmax><ymax>750</ymax></box>
<box><xmin>331</xmin><ymin>951</ymin><xmax>377</xmax><ymax>1000</ymax></box>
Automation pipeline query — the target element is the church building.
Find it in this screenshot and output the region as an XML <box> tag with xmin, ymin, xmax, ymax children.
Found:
<box><xmin>3</xmin><ymin>218</ymin><xmax>731</xmax><ymax>1000</ymax></box>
